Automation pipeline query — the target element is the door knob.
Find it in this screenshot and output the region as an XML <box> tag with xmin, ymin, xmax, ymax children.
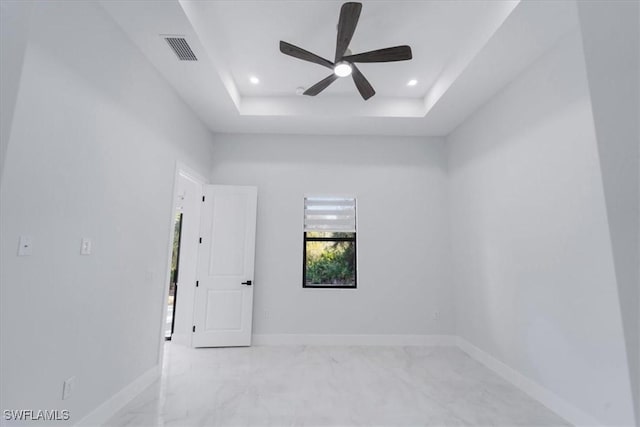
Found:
<box><xmin>241</xmin><ymin>280</ymin><xmax>252</xmax><ymax>286</ymax></box>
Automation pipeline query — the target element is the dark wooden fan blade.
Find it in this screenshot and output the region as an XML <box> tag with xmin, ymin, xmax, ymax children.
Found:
<box><xmin>351</xmin><ymin>65</ymin><xmax>375</xmax><ymax>100</ymax></box>
<box><xmin>335</xmin><ymin>2</ymin><xmax>362</xmax><ymax>62</ymax></box>
<box><xmin>304</xmin><ymin>74</ymin><xmax>340</xmax><ymax>96</ymax></box>
<box><xmin>343</xmin><ymin>45</ymin><xmax>412</xmax><ymax>63</ymax></box>
<box><xmin>280</xmin><ymin>41</ymin><xmax>334</xmax><ymax>69</ymax></box>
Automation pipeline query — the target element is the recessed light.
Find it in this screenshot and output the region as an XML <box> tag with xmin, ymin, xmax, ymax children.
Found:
<box><xmin>249</xmin><ymin>76</ymin><xmax>260</xmax><ymax>85</ymax></box>
<box><xmin>407</xmin><ymin>79</ymin><xmax>418</xmax><ymax>86</ymax></box>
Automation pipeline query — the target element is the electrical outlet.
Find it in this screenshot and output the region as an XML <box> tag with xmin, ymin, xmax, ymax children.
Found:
<box><xmin>433</xmin><ymin>311</ymin><xmax>440</xmax><ymax>320</ymax></box>
<box><xmin>62</xmin><ymin>376</ymin><xmax>76</xmax><ymax>400</ymax></box>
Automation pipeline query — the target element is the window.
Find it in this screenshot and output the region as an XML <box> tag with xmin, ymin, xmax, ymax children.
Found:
<box><xmin>303</xmin><ymin>197</ymin><xmax>357</xmax><ymax>288</ymax></box>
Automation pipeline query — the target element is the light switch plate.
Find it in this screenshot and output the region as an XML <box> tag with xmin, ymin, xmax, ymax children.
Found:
<box><xmin>17</xmin><ymin>236</ymin><xmax>33</xmax><ymax>256</ymax></box>
<box><xmin>80</xmin><ymin>238</ymin><xmax>92</xmax><ymax>255</ymax></box>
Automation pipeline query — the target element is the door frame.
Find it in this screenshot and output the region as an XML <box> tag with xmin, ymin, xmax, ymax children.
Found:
<box><xmin>157</xmin><ymin>162</ymin><xmax>207</xmax><ymax>365</ymax></box>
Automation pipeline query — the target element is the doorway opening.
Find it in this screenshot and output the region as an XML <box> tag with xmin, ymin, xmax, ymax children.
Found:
<box><xmin>165</xmin><ymin>212</ymin><xmax>183</xmax><ymax>340</ymax></box>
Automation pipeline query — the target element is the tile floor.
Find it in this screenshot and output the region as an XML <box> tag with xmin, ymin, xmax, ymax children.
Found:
<box><xmin>106</xmin><ymin>343</ymin><xmax>569</xmax><ymax>426</ymax></box>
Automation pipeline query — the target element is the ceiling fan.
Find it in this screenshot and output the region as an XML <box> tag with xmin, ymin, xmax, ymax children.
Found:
<box><xmin>279</xmin><ymin>2</ymin><xmax>412</xmax><ymax>100</ymax></box>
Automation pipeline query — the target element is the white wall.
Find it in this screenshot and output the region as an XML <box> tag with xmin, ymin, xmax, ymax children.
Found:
<box><xmin>448</xmin><ymin>29</ymin><xmax>635</xmax><ymax>426</ymax></box>
<box><xmin>576</xmin><ymin>2</ymin><xmax>640</xmax><ymax>422</ymax></box>
<box><xmin>210</xmin><ymin>134</ymin><xmax>452</xmax><ymax>337</ymax></box>
<box><xmin>0</xmin><ymin>2</ymin><xmax>212</xmax><ymax>424</ymax></box>
<box><xmin>0</xmin><ymin>1</ymin><xmax>32</xmax><ymax>184</ymax></box>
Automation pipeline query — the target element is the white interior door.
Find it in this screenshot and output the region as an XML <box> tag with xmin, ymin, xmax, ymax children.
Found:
<box><xmin>192</xmin><ymin>185</ymin><xmax>257</xmax><ymax>347</ymax></box>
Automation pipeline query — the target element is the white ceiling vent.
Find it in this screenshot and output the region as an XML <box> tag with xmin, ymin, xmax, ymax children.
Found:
<box><xmin>164</xmin><ymin>36</ymin><xmax>197</xmax><ymax>61</ymax></box>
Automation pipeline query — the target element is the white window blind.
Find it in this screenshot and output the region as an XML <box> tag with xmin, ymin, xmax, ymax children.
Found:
<box><xmin>304</xmin><ymin>197</ymin><xmax>356</xmax><ymax>232</ymax></box>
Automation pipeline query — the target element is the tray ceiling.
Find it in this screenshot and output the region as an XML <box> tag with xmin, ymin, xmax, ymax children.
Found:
<box><xmin>101</xmin><ymin>0</ymin><xmax>579</xmax><ymax>136</ymax></box>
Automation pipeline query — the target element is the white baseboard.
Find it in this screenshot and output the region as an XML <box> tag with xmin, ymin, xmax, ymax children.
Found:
<box><xmin>456</xmin><ymin>337</ymin><xmax>600</xmax><ymax>427</ymax></box>
<box><xmin>252</xmin><ymin>334</ymin><xmax>457</xmax><ymax>346</ymax></box>
<box><xmin>75</xmin><ymin>365</ymin><xmax>160</xmax><ymax>427</ymax></box>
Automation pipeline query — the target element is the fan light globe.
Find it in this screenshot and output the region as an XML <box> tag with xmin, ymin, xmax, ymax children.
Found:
<box><xmin>334</xmin><ymin>62</ymin><xmax>353</xmax><ymax>77</ymax></box>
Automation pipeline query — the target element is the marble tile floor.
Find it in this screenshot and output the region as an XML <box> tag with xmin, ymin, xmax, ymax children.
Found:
<box><xmin>106</xmin><ymin>343</ymin><xmax>570</xmax><ymax>427</ymax></box>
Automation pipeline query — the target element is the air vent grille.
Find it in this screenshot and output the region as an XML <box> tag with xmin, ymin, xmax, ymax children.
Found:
<box><xmin>164</xmin><ymin>37</ymin><xmax>197</xmax><ymax>61</ymax></box>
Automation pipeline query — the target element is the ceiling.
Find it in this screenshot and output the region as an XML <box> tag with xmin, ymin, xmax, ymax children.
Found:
<box><xmin>205</xmin><ymin>1</ymin><xmax>503</xmax><ymax>99</ymax></box>
<box><xmin>100</xmin><ymin>0</ymin><xmax>580</xmax><ymax>136</ymax></box>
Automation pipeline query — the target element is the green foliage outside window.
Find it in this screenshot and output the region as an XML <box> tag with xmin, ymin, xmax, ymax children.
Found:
<box><xmin>170</xmin><ymin>213</ymin><xmax>182</xmax><ymax>285</ymax></box>
<box><xmin>305</xmin><ymin>232</ymin><xmax>355</xmax><ymax>286</ymax></box>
